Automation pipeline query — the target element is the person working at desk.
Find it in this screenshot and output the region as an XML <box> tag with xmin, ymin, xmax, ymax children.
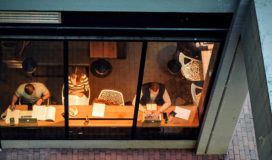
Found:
<box><xmin>10</xmin><ymin>82</ymin><xmax>51</xmax><ymax>110</ymax></box>
<box><xmin>68</xmin><ymin>66</ymin><xmax>90</xmax><ymax>98</ymax></box>
<box><xmin>133</xmin><ymin>82</ymin><xmax>171</xmax><ymax>114</ymax></box>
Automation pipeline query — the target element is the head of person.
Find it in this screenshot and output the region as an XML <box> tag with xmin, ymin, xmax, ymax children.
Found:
<box><xmin>24</xmin><ymin>83</ymin><xmax>35</xmax><ymax>95</ymax></box>
<box><xmin>149</xmin><ymin>82</ymin><xmax>160</xmax><ymax>93</ymax></box>
<box><xmin>70</xmin><ymin>66</ymin><xmax>84</xmax><ymax>84</ymax></box>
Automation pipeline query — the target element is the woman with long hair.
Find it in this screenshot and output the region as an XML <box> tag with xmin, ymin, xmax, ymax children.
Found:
<box><xmin>68</xmin><ymin>66</ymin><xmax>90</xmax><ymax>98</ymax></box>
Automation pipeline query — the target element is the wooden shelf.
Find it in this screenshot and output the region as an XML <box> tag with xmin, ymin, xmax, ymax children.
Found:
<box><xmin>90</xmin><ymin>41</ymin><xmax>117</xmax><ymax>58</ymax></box>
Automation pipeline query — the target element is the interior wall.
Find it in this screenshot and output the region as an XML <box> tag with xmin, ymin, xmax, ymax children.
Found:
<box><xmin>89</xmin><ymin>42</ymin><xmax>142</xmax><ymax>103</ymax></box>
<box><xmin>144</xmin><ymin>42</ymin><xmax>176</xmax><ymax>83</ymax></box>
<box><xmin>0</xmin><ymin>41</ymin><xmax>64</xmax><ymax>112</ymax></box>
<box><xmin>0</xmin><ymin>41</ymin><xmax>192</xmax><ymax>112</ymax></box>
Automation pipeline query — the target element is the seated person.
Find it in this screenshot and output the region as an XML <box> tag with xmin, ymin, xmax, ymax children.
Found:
<box><xmin>10</xmin><ymin>82</ymin><xmax>51</xmax><ymax>110</ymax></box>
<box><xmin>68</xmin><ymin>66</ymin><xmax>90</xmax><ymax>98</ymax></box>
<box><xmin>133</xmin><ymin>82</ymin><xmax>171</xmax><ymax>114</ymax></box>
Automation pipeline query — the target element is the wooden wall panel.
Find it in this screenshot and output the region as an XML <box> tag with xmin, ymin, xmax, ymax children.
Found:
<box><xmin>90</xmin><ymin>42</ymin><xmax>104</xmax><ymax>58</ymax></box>
<box><xmin>90</xmin><ymin>42</ymin><xmax>117</xmax><ymax>58</ymax></box>
<box><xmin>103</xmin><ymin>42</ymin><xmax>117</xmax><ymax>58</ymax></box>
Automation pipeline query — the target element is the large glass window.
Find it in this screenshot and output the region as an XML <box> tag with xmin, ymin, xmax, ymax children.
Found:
<box><xmin>0</xmin><ymin>41</ymin><xmax>65</xmax><ymax>139</ymax></box>
<box><xmin>0</xmin><ymin>41</ymin><xmax>219</xmax><ymax>139</ymax></box>
<box><xmin>67</xmin><ymin>41</ymin><xmax>141</xmax><ymax>139</ymax></box>
<box><xmin>0</xmin><ymin>40</ymin><xmax>219</xmax><ymax>140</ymax></box>
<box><xmin>134</xmin><ymin>42</ymin><xmax>219</xmax><ymax>140</ymax></box>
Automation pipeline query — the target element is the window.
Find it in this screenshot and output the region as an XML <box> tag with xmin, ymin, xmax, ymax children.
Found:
<box><xmin>134</xmin><ymin>42</ymin><xmax>219</xmax><ymax>140</ymax></box>
<box><xmin>0</xmin><ymin>12</ymin><xmax>229</xmax><ymax>141</ymax></box>
<box><xmin>0</xmin><ymin>40</ymin><xmax>219</xmax><ymax>140</ymax></box>
<box><xmin>0</xmin><ymin>41</ymin><xmax>65</xmax><ymax>139</ymax></box>
<box><xmin>67</xmin><ymin>41</ymin><xmax>140</xmax><ymax>139</ymax></box>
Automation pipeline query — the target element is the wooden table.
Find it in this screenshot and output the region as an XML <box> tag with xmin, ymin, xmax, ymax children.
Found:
<box><xmin>201</xmin><ymin>43</ymin><xmax>213</xmax><ymax>79</ymax></box>
<box><xmin>0</xmin><ymin>105</ymin><xmax>199</xmax><ymax>128</ymax></box>
<box><xmin>160</xmin><ymin>105</ymin><xmax>199</xmax><ymax>127</ymax></box>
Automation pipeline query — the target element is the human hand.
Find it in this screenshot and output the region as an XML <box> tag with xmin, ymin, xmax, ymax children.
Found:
<box><xmin>10</xmin><ymin>105</ymin><xmax>16</xmax><ymax>111</ymax></box>
<box><xmin>77</xmin><ymin>93</ymin><xmax>84</xmax><ymax>97</ymax></box>
<box><xmin>36</xmin><ymin>98</ymin><xmax>43</xmax><ymax>105</ymax></box>
<box><xmin>168</xmin><ymin>115</ymin><xmax>175</xmax><ymax>122</ymax></box>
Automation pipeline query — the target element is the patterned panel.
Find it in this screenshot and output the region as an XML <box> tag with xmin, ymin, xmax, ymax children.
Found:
<box><xmin>179</xmin><ymin>52</ymin><xmax>203</xmax><ymax>81</ymax></box>
<box><xmin>98</xmin><ymin>90</ymin><xmax>124</xmax><ymax>105</ymax></box>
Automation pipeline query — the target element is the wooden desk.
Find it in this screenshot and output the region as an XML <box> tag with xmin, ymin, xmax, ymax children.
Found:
<box><xmin>0</xmin><ymin>105</ymin><xmax>199</xmax><ymax>128</ymax></box>
<box><xmin>0</xmin><ymin>105</ymin><xmax>65</xmax><ymax>127</ymax></box>
<box><xmin>70</xmin><ymin>105</ymin><xmax>134</xmax><ymax>127</ymax></box>
<box><xmin>160</xmin><ymin>105</ymin><xmax>199</xmax><ymax>127</ymax></box>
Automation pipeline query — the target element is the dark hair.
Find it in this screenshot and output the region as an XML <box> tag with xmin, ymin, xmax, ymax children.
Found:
<box><xmin>90</xmin><ymin>59</ymin><xmax>112</xmax><ymax>78</ymax></box>
<box><xmin>24</xmin><ymin>83</ymin><xmax>35</xmax><ymax>95</ymax></box>
<box><xmin>70</xmin><ymin>66</ymin><xmax>85</xmax><ymax>84</ymax></box>
<box><xmin>150</xmin><ymin>82</ymin><xmax>160</xmax><ymax>92</ymax></box>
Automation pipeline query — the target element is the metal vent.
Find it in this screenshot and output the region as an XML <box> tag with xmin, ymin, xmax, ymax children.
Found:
<box><xmin>0</xmin><ymin>11</ymin><xmax>61</xmax><ymax>24</ymax></box>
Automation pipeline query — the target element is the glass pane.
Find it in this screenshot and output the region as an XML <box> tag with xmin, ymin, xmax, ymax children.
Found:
<box><xmin>0</xmin><ymin>41</ymin><xmax>65</xmax><ymax>139</ymax></box>
<box><xmin>68</xmin><ymin>41</ymin><xmax>140</xmax><ymax>139</ymax></box>
<box><xmin>135</xmin><ymin>42</ymin><xmax>219</xmax><ymax>140</ymax></box>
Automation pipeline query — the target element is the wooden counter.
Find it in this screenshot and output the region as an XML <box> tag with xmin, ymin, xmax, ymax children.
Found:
<box><xmin>0</xmin><ymin>105</ymin><xmax>199</xmax><ymax>128</ymax></box>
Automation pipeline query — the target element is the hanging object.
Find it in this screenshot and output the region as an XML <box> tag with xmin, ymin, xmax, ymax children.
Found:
<box><xmin>90</xmin><ymin>59</ymin><xmax>112</xmax><ymax>78</ymax></box>
<box><xmin>22</xmin><ymin>57</ymin><xmax>37</xmax><ymax>74</ymax></box>
<box><xmin>167</xmin><ymin>59</ymin><xmax>181</xmax><ymax>75</ymax></box>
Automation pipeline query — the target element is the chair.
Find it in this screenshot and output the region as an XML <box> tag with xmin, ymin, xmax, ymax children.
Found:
<box><xmin>98</xmin><ymin>89</ymin><xmax>124</xmax><ymax>106</ymax></box>
<box><xmin>62</xmin><ymin>85</ymin><xmax>90</xmax><ymax>105</ymax></box>
<box><xmin>191</xmin><ymin>83</ymin><xmax>203</xmax><ymax>106</ymax></box>
<box><xmin>179</xmin><ymin>51</ymin><xmax>203</xmax><ymax>81</ymax></box>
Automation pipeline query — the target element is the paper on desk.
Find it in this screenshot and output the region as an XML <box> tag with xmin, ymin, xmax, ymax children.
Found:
<box><xmin>146</xmin><ymin>103</ymin><xmax>157</xmax><ymax>111</ymax></box>
<box><xmin>5</xmin><ymin>108</ymin><xmax>20</xmax><ymax>124</ymax></box>
<box><xmin>174</xmin><ymin>106</ymin><xmax>191</xmax><ymax>120</ymax></box>
<box><xmin>32</xmin><ymin>105</ymin><xmax>47</xmax><ymax>120</ymax></box>
<box><xmin>32</xmin><ymin>105</ymin><xmax>56</xmax><ymax>121</ymax></box>
<box><xmin>92</xmin><ymin>103</ymin><xmax>105</xmax><ymax>117</ymax></box>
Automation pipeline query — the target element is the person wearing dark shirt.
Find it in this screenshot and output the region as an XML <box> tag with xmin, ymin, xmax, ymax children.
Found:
<box><xmin>133</xmin><ymin>82</ymin><xmax>171</xmax><ymax>114</ymax></box>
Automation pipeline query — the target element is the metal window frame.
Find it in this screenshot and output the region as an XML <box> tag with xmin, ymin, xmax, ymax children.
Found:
<box><xmin>0</xmin><ymin>12</ymin><xmax>229</xmax><ymax>145</ymax></box>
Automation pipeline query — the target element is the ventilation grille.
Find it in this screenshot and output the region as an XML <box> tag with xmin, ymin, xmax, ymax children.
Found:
<box><xmin>0</xmin><ymin>11</ymin><xmax>61</xmax><ymax>24</ymax></box>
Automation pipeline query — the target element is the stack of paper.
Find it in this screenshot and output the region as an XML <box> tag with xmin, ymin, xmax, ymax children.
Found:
<box><xmin>32</xmin><ymin>105</ymin><xmax>56</xmax><ymax>121</ymax></box>
<box><xmin>92</xmin><ymin>103</ymin><xmax>106</xmax><ymax>117</ymax></box>
<box><xmin>174</xmin><ymin>107</ymin><xmax>191</xmax><ymax>120</ymax></box>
